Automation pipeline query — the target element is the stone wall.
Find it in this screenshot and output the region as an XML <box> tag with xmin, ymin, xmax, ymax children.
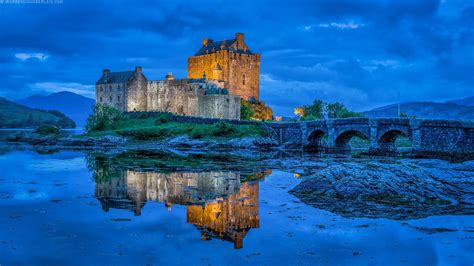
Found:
<box><xmin>188</xmin><ymin>50</ymin><xmax>260</xmax><ymax>100</ymax></box>
<box><xmin>126</xmin><ymin>69</ymin><xmax>148</xmax><ymax>112</ymax></box>
<box><xmin>147</xmin><ymin>80</ymin><xmax>202</xmax><ymax>116</ymax></box>
<box><xmin>199</xmin><ymin>94</ymin><xmax>241</xmax><ymax>120</ymax></box>
<box><xmin>96</xmin><ymin>70</ymin><xmax>241</xmax><ymax>120</ymax></box>
<box><xmin>96</xmin><ymin>83</ymin><xmax>127</xmax><ymax>111</ymax></box>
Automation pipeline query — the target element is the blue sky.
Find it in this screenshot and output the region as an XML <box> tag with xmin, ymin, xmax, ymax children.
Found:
<box><xmin>0</xmin><ymin>0</ymin><xmax>473</xmax><ymax>116</ymax></box>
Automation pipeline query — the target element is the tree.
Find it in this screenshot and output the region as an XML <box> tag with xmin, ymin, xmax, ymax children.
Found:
<box><xmin>240</xmin><ymin>99</ymin><xmax>272</xmax><ymax>120</ymax></box>
<box><xmin>85</xmin><ymin>104</ymin><xmax>123</xmax><ymax>132</ymax></box>
<box><xmin>240</xmin><ymin>100</ymin><xmax>254</xmax><ymax>120</ymax></box>
<box><xmin>295</xmin><ymin>100</ymin><xmax>364</xmax><ymax>120</ymax></box>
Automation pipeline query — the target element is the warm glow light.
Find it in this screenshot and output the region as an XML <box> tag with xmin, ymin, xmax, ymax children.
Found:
<box><xmin>294</xmin><ymin>107</ymin><xmax>305</xmax><ymax>117</ymax></box>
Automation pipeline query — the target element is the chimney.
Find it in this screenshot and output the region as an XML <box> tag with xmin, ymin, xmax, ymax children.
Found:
<box><xmin>235</xmin><ymin>32</ymin><xmax>244</xmax><ymax>49</ymax></box>
<box><xmin>103</xmin><ymin>69</ymin><xmax>110</xmax><ymax>76</ymax></box>
<box><xmin>135</xmin><ymin>66</ymin><xmax>142</xmax><ymax>73</ymax></box>
<box><xmin>165</xmin><ymin>72</ymin><xmax>174</xmax><ymax>80</ymax></box>
<box><xmin>202</xmin><ymin>38</ymin><xmax>213</xmax><ymax>46</ymax></box>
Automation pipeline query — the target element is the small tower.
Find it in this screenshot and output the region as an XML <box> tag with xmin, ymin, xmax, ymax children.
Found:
<box><xmin>165</xmin><ymin>72</ymin><xmax>174</xmax><ymax>80</ymax></box>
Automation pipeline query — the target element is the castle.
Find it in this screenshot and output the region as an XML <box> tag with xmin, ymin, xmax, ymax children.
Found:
<box><xmin>95</xmin><ymin>169</ymin><xmax>262</xmax><ymax>249</ymax></box>
<box><xmin>96</xmin><ymin>33</ymin><xmax>261</xmax><ymax>120</ymax></box>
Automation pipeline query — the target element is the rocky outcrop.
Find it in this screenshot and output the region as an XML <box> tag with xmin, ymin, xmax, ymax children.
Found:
<box><xmin>290</xmin><ymin>159</ymin><xmax>474</xmax><ymax>220</ymax></box>
<box><xmin>6</xmin><ymin>131</ymin><xmax>278</xmax><ymax>152</ymax></box>
<box><xmin>6</xmin><ymin>132</ymin><xmax>126</xmax><ymax>148</ymax></box>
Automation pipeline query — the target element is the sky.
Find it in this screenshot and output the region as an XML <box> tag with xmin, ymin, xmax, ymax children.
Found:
<box><xmin>0</xmin><ymin>0</ymin><xmax>473</xmax><ymax>116</ymax></box>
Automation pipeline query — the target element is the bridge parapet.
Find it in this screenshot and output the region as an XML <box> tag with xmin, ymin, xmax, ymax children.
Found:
<box><xmin>265</xmin><ymin>118</ymin><xmax>474</xmax><ymax>159</ymax></box>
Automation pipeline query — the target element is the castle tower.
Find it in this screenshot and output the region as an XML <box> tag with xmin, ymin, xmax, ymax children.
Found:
<box><xmin>187</xmin><ymin>32</ymin><xmax>261</xmax><ymax>101</ymax></box>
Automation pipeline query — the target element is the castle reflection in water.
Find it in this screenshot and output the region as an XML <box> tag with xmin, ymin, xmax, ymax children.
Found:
<box><xmin>93</xmin><ymin>167</ymin><xmax>269</xmax><ymax>249</ymax></box>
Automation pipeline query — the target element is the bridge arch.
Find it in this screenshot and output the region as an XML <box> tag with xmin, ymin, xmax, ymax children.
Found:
<box><xmin>377</xmin><ymin>129</ymin><xmax>412</xmax><ymax>154</ymax></box>
<box><xmin>334</xmin><ymin>130</ymin><xmax>369</xmax><ymax>151</ymax></box>
<box><xmin>307</xmin><ymin>129</ymin><xmax>326</xmax><ymax>149</ymax></box>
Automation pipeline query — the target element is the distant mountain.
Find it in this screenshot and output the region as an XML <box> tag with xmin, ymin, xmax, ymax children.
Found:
<box><xmin>445</xmin><ymin>96</ymin><xmax>474</xmax><ymax>106</ymax></box>
<box><xmin>0</xmin><ymin>97</ymin><xmax>75</xmax><ymax>128</ymax></box>
<box><xmin>17</xmin><ymin>91</ymin><xmax>95</xmax><ymax>127</ymax></box>
<box><xmin>363</xmin><ymin>101</ymin><xmax>474</xmax><ymax>121</ymax></box>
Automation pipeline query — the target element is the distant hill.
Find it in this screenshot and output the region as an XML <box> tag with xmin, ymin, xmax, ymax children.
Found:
<box><xmin>17</xmin><ymin>91</ymin><xmax>95</xmax><ymax>127</ymax></box>
<box><xmin>363</xmin><ymin>101</ymin><xmax>474</xmax><ymax>121</ymax></box>
<box><xmin>0</xmin><ymin>97</ymin><xmax>76</xmax><ymax>128</ymax></box>
<box><xmin>445</xmin><ymin>96</ymin><xmax>474</xmax><ymax>106</ymax></box>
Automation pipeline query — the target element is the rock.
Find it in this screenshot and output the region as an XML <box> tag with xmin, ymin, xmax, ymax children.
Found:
<box><xmin>290</xmin><ymin>160</ymin><xmax>474</xmax><ymax>220</ymax></box>
<box><xmin>225</xmin><ymin>137</ymin><xmax>256</xmax><ymax>148</ymax></box>
<box><xmin>6</xmin><ymin>131</ymin><xmax>54</xmax><ymax>145</ymax></box>
<box><xmin>252</xmin><ymin>137</ymin><xmax>279</xmax><ymax>148</ymax></box>
<box><xmin>59</xmin><ymin>138</ymin><xmax>95</xmax><ymax>146</ymax></box>
<box><xmin>166</xmin><ymin>136</ymin><xmax>208</xmax><ymax>148</ymax></box>
<box><xmin>96</xmin><ymin>135</ymin><xmax>127</xmax><ymax>145</ymax></box>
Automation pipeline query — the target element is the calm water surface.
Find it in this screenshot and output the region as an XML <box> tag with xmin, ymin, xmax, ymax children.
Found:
<box><xmin>0</xmin><ymin>149</ymin><xmax>472</xmax><ymax>265</ymax></box>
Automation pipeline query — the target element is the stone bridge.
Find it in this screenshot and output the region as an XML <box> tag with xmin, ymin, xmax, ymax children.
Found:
<box><xmin>265</xmin><ymin>118</ymin><xmax>474</xmax><ymax>158</ymax></box>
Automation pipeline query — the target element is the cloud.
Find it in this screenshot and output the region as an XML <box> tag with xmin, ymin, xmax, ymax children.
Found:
<box><xmin>318</xmin><ymin>21</ymin><xmax>365</xmax><ymax>29</ymax></box>
<box><xmin>28</xmin><ymin>82</ymin><xmax>95</xmax><ymax>98</ymax></box>
<box><xmin>0</xmin><ymin>0</ymin><xmax>472</xmax><ymax>116</ymax></box>
<box><xmin>15</xmin><ymin>53</ymin><xmax>49</xmax><ymax>61</ymax></box>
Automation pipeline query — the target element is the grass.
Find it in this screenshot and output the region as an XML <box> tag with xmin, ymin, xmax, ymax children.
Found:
<box><xmin>83</xmin><ymin>117</ymin><xmax>266</xmax><ymax>141</ymax></box>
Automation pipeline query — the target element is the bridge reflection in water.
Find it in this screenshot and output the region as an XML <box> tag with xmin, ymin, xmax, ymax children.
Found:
<box><xmin>94</xmin><ymin>168</ymin><xmax>268</xmax><ymax>249</ymax></box>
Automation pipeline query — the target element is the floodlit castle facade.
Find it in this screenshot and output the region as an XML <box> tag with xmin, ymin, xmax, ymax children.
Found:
<box><xmin>95</xmin><ymin>33</ymin><xmax>261</xmax><ymax>120</ymax></box>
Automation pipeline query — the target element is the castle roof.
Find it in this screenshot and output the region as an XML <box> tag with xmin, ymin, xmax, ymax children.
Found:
<box><xmin>96</xmin><ymin>71</ymin><xmax>135</xmax><ymax>85</ymax></box>
<box><xmin>194</xmin><ymin>39</ymin><xmax>253</xmax><ymax>56</ymax></box>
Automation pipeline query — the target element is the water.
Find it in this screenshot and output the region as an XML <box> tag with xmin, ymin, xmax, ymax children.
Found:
<box><xmin>0</xmin><ymin>149</ymin><xmax>472</xmax><ymax>265</ymax></box>
<box><xmin>0</xmin><ymin>128</ymin><xmax>84</xmax><ymax>141</ymax></box>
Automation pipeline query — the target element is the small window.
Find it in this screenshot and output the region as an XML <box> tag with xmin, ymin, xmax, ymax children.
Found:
<box><xmin>99</xmin><ymin>96</ymin><xmax>103</xmax><ymax>102</ymax></box>
<box><xmin>109</xmin><ymin>96</ymin><xmax>112</xmax><ymax>102</ymax></box>
<box><xmin>242</xmin><ymin>74</ymin><xmax>246</xmax><ymax>85</ymax></box>
<box><xmin>117</xmin><ymin>95</ymin><xmax>120</xmax><ymax>101</ymax></box>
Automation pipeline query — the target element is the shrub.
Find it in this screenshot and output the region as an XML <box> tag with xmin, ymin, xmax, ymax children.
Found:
<box><xmin>85</xmin><ymin>104</ymin><xmax>123</xmax><ymax>132</ymax></box>
<box><xmin>240</xmin><ymin>101</ymin><xmax>254</xmax><ymax>120</ymax></box>
<box><xmin>212</xmin><ymin>122</ymin><xmax>235</xmax><ymax>136</ymax></box>
<box><xmin>190</xmin><ymin>128</ymin><xmax>204</xmax><ymax>139</ymax></box>
<box><xmin>241</xmin><ymin>99</ymin><xmax>273</xmax><ymax>120</ymax></box>
<box><xmin>35</xmin><ymin>125</ymin><xmax>60</xmax><ymax>135</ymax></box>
<box><xmin>154</xmin><ymin>113</ymin><xmax>172</xmax><ymax>125</ymax></box>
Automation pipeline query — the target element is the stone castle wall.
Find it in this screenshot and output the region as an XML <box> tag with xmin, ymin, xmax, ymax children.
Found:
<box><xmin>187</xmin><ymin>51</ymin><xmax>260</xmax><ymax>100</ymax></box>
<box><xmin>126</xmin><ymin>69</ymin><xmax>148</xmax><ymax>112</ymax></box>
<box><xmin>147</xmin><ymin>80</ymin><xmax>202</xmax><ymax>116</ymax></box>
<box><xmin>96</xmin><ymin>83</ymin><xmax>127</xmax><ymax>111</ymax></box>
<box><xmin>96</xmin><ymin>74</ymin><xmax>241</xmax><ymax>120</ymax></box>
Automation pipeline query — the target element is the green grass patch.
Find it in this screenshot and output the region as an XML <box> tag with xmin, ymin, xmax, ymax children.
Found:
<box><xmin>84</xmin><ymin>116</ymin><xmax>266</xmax><ymax>141</ymax></box>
